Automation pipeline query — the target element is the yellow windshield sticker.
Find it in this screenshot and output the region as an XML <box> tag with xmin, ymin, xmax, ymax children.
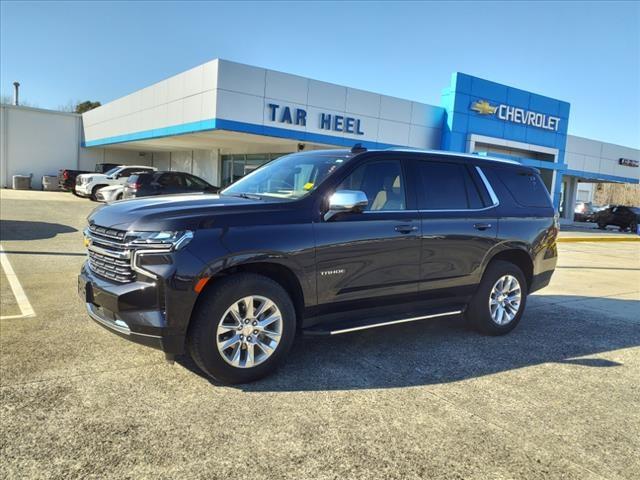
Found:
<box><xmin>303</xmin><ymin>182</ymin><xmax>314</xmax><ymax>190</ymax></box>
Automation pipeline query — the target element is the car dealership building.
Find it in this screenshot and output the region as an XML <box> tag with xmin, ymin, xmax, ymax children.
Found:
<box><xmin>1</xmin><ymin>59</ymin><xmax>638</xmax><ymax>217</ymax></box>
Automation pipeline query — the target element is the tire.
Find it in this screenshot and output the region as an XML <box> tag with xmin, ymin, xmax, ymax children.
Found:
<box><xmin>597</xmin><ymin>222</ymin><xmax>607</xmax><ymax>230</ymax></box>
<box><xmin>628</xmin><ymin>221</ymin><xmax>637</xmax><ymax>233</ymax></box>
<box><xmin>116</xmin><ymin>193</ymin><xmax>123</xmax><ymax>201</ymax></box>
<box><xmin>466</xmin><ymin>260</ymin><xmax>528</xmax><ymax>336</ymax></box>
<box><xmin>188</xmin><ymin>273</ymin><xmax>296</xmax><ymax>384</ymax></box>
<box><xmin>91</xmin><ymin>185</ymin><xmax>107</xmax><ymax>201</ymax></box>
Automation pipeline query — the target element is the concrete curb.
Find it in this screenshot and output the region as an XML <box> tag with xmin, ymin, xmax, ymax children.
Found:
<box><xmin>557</xmin><ymin>236</ymin><xmax>640</xmax><ymax>243</ymax></box>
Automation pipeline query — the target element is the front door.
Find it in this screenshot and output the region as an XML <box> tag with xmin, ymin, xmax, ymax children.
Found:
<box><xmin>314</xmin><ymin>159</ymin><xmax>421</xmax><ymax>308</ymax></box>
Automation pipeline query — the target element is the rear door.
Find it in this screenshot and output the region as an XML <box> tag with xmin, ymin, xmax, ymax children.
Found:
<box><xmin>409</xmin><ymin>157</ymin><xmax>498</xmax><ymax>298</ymax></box>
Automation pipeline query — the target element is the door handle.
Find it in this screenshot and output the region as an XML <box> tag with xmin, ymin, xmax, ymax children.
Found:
<box><xmin>395</xmin><ymin>224</ymin><xmax>418</xmax><ymax>234</ymax></box>
<box><xmin>473</xmin><ymin>223</ymin><xmax>492</xmax><ymax>231</ymax></box>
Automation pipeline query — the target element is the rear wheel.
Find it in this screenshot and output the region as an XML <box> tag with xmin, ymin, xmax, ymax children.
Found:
<box><xmin>466</xmin><ymin>260</ymin><xmax>527</xmax><ymax>335</ymax></box>
<box><xmin>188</xmin><ymin>273</ymin><xmax>296</xmax><ymax>384</ymax></box>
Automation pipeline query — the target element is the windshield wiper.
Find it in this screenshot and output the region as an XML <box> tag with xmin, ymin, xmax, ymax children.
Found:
<box><xmin>224</xmin><ymin>192</ymin><xmax>263</xmax><ymax>200</ymax></box>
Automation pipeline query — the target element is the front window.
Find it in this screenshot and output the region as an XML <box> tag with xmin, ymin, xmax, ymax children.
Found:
<box><xmin>104</xmin><ymin>167</ymin><xmax>121</xmax><ymax>177</ymax></box>
<box><xmin>222</xmin><ymin>151</ymin><xmax>350</xmax><ymax>200</ymax></box>
<box><xmin>336</xmin><ymin>160</ymin><xmax>406</xmax><ymax>211</ymax></box>
<box><xmin>185</xmin><ymin>174</ymin><xmax>210</xmax><ymax>189</ymax></box>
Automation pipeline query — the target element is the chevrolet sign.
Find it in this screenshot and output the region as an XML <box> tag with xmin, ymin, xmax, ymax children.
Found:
<box><xmin>619</xmin><ymin>158</ymin><xmax>639</xmax><ymax>167</ymax></box>
<box><xmin>470</xmin><ymin>100</ymin><xmax>561</xmax><ymax>132</ymax></box>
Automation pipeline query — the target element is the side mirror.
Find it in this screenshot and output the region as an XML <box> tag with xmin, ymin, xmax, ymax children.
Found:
<box><xmin>324</xmin><ymin>190</ymin><xmax>368</xmax><ymax>221</ymax></box>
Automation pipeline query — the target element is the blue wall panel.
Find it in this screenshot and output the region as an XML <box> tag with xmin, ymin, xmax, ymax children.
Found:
<box><xmin>506</xmin><ymin>88</ymin><xmax>530</xmax><ymax>109</ymax></box>
<box><xmin>441</xmin><ymin>72</ymin><xmax>572</xmax><ymax>211</ymax></box>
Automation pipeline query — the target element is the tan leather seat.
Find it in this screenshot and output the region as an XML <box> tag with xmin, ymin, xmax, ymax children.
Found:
<box><xmin>370</xmin><ymin>175</ymin><xmax>403</xmax><ymax>210</ymax></box>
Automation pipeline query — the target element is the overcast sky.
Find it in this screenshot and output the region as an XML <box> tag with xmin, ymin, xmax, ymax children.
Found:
<box><xmin>1</xmin><ymin>1</ymin><xmax>638</xmax><ymax>148</ymax></box>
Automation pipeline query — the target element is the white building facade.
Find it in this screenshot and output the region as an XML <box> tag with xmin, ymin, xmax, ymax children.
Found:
<box><xmin>1</xmin><ymin>59</ymin><xmax>638</xmax><ymax>216</ymax></box>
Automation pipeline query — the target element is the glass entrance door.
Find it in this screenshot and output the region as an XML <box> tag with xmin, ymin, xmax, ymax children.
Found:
<box><xmin>221</xmin><ymin>153</ymin><xmax>288</xmax><ymax>187</ymax></box>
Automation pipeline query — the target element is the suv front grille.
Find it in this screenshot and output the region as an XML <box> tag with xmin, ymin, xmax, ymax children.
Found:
<box><xmin>88</xmin><ymin>249</ymin><xmax>135</xmax><ymax>283</ymax></box>
<box><xmin>86</xmin><ymin>224</ymin><xmax>135</xmax><ymax>283</ymax></box>
<box><xmin>89</xmin><ymin>224</ymin><xmax>126</xmax><ymax>241</ymax></box>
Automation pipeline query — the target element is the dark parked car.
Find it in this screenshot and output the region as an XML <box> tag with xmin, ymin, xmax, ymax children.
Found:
<box><xmin>58</xmin><ymin>163</ymin><xmax>118</xmax><ymax>192</ymax></box>
<box><xmin>573</xmin><ymin>202</ymin><xmax>605</xmax><ymax>222</ymax></box>
<box><xmin>593</xmin><ymin>205</ymin><xmax>640</xmax><ymax>232</ymax></box>
<box><xmin>79</xmin><ymin>147</ymin><xmax>558</xmax><ymax>384</ymax></box>
<box><xmin>122</xmin><ymin>171</ymin><xmax>219</xmax><ymax>199</ymax></box>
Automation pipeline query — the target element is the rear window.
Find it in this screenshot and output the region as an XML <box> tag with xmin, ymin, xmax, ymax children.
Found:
<box><xmin>496</xmin><ymin>169</ymin><xmax>551</xmax><ymax>208</ymax></box>
<box><xmin>414</xmin><ymin>161</ymin><xmax>486</xmax><ymax>210</ymax></box>
<box><xmin>127</xmin><ymin>174</ymin><xmax>152</xmax><ymax>185</ymax></box>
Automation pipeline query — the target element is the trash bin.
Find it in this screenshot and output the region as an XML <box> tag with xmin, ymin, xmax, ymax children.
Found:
<box><xmin>12</xmin><ymin>174</ymin><xmax>32</xmax><ymax>190</ymax></box>
<box><xmin>42</xmin><ymin>175</ymin><xmax>59</xmax><ymax>191</ymax></box>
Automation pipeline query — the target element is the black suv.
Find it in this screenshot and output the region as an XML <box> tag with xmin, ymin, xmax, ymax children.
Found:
<box><xmin>79</xmin><ymin>147</ymin><xmax>558</xmax><ymax>384</ymax></box>
<box><xmin>123</xmin><ymin>171</ymin><xmax>219</xmax><ymax>199</ymax></box>
<box><xmin>593</xmin><ymin>205</ymin><xmax>639</xmax><ymax>232</ymax></box>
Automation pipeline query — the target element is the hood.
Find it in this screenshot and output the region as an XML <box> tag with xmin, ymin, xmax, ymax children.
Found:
<box><xmin>88</xmin><ymin>193</ymin><xmax>267</xmax><ymax>231</ymax></box>
<box><xmin>78</xmin><ymin>173</ymin><xmax>107</xmax><ymax>180</ymax></box>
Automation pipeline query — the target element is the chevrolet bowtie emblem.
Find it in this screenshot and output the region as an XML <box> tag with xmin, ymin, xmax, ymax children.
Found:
<box><xmin>471</xmin><ymin>100</ymin><xmax>497</xmax><ymax>115</ymax></box>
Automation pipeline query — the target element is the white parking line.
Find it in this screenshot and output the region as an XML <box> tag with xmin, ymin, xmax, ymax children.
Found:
<box><xmin>0</xmin><ymin>244</ymin><xmax>35</xmax><ymax>319</ymax></box>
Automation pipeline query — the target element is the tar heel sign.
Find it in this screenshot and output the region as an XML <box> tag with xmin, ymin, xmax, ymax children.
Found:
<box><xmin>267</xmin><ymin>103</ymin><xmax>365</xmax><ymax>135</ymax></box>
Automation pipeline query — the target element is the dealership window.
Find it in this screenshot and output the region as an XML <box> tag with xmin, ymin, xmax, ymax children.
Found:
<box><xmin>221</xmin><ymin>153</ymin><xmax>289</xmax><ymax>187</ymax></box>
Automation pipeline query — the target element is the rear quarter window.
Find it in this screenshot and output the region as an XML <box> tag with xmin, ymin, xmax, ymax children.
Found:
<box><xmin>496</xmin><ymin>169</ymin><xmax>551</xmax><ymax>208</ymax></box>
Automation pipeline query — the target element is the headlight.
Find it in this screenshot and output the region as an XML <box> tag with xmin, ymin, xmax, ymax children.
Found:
<box><xmin>127</xmin><ymin>230</ymin><xmax>194</xmax><ymax>250</ymax></box>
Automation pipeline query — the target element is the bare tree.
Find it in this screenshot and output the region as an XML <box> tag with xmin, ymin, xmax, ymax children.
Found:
<box><xmin>1</xmin><ymin>93</ymin><xmax>38</xmax><ymax>107</ymax></box>
<box><xmin>57</xmin><ymin>99</ymin><xmax>78</xmax><ymax>112</ymax></box>
<box><xmin>593</xmin><ymin>183</ymin><xmax>640</xmax><ymax>206</ymax></box>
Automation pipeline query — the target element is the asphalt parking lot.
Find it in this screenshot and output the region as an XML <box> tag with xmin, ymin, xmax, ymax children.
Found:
<box><xmin>1</xmin><ymin>189</ymin><xmax>639</xmax><ymax>480</ymax></box>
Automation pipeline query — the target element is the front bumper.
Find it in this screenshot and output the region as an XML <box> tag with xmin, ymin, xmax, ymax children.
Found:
<box><xmin>78</xmin><ymin>263</ymin><xmax>186</xmax><ymax>353</ymax></box>
<box><xmin>75</xmin><ymin>184</ymin><xmax>91</xmax><ymax>196</ymax></box>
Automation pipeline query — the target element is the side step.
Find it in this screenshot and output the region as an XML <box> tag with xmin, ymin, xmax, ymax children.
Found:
<box><xmin>302</xmin><ymin>307</ymin><xmax>465</xmax><ymax>336</ymax></box>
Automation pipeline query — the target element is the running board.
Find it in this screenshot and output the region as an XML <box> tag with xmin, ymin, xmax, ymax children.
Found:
<box><xmin>303</xmin><ymin>309</ymin><xmax>464</xmax><ymax>336</ymax></box>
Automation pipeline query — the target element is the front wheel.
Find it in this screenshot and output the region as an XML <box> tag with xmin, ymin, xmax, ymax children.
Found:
<box><xmin>466</xmin><ymin>260</ymin><xmax>527</xmax><ymax>335</ymax></box>
<box><xmin>188</xmin><ymin>273</ymin><xmax>296</xmax><ymax>384</ymax></box>
<box><xmin>597</xmin><ymin>222</ymin><xmax>607</xmax><ymax>230</ymax></box>
<box><xmin>90</xmin><ymin>185</ymin><xmax>106</xmax><ymax>201</ymax></box>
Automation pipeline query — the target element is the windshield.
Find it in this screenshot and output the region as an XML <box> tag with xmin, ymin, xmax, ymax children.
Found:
<box><xmin>222</xmin><ymin>151</ymin><xmax>351</xmax><ymax>200</ymax></box>
<box><xmin>104</xmin><ymin>167</ymin><xmax>121</xmax><ymax>177</ymax></box>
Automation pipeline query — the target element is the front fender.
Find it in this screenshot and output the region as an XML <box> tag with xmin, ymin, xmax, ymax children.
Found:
<box><xmin>192</xmin><ymin>223</ymin><xmax>316</xmax><ymax>309</ymax></box>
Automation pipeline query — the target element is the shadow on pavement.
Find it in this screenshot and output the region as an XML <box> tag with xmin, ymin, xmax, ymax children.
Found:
<box><xmin>0</xmin><ymin>219</ymin><xmax>77</xmax><ymax>241</ymax></box>
<box><xmin>178</xmin><ymin>294</ymin><xmax>639</xmax><ymax>391</ymax></box>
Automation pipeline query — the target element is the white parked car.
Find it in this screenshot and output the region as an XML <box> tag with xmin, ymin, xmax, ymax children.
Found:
<box><xmin>75</xmin><ymin>165</ymin><xmax>156</xmax><ymax>200</ymax></box>
<box><xmin>95</xmin><ymin>184</ymin><xmax>125</xmax><ymax>203</ymax></box>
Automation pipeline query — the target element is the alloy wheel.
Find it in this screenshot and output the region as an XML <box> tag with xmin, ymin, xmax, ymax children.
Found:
<box><xmin>488</xmin><ymin>275</ymin><xmax>522</xmax><ymax>325</ymax></box>
<box><xmin>216</xmin><ymin>295</ymin><xmax>283</xmax><ymax>368</ymax></box>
